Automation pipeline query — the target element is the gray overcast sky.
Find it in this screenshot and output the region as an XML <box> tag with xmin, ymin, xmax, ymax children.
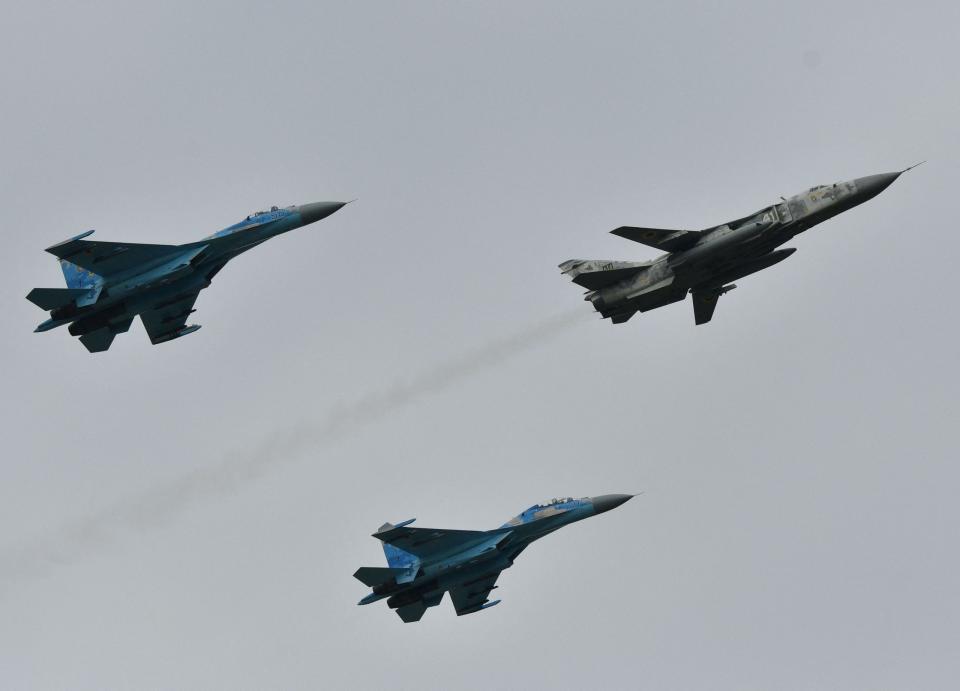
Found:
<box><xmin>2</xmin><ymin>1</ymin><xmax>958</xmax><ymax>689</ymax></box>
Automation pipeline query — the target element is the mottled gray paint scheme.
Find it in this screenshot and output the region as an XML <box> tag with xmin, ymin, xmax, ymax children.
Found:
<box><xmin>561</xmin><ymin>170</ymin><xmax>911</xmax><ymax>324</ymax></box>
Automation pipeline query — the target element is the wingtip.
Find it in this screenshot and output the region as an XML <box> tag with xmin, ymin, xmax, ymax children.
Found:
<box><xmin>44</xmin><ymin>229</ymin><xmax>95</xmax><ymax>253</ymax></box>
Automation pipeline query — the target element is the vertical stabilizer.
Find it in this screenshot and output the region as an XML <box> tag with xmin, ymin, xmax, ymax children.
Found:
<box><xmin>60</xmin><ymin>259</ymin><xmax>99</xmax><ymax>289</ymax></box>
<box><xmin>377</xmin><ymin>519</ymin><xmax>419</xmax><ymax>572</ymax></box>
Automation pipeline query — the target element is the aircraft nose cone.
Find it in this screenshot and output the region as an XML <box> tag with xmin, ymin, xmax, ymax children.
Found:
<box><xmin>298</xmin><ymin>201</ymin><xmax>347</xmax><ymax>225</ymax></box>
<box><xmin>854</xmin><ymin>172</ymin><xmax>900</xmax><ymax>201</ymax></box>
<box><xmin>591</xmin><ymin>494</ymin><xmax>634</xmax><ymax>515</ymax></box>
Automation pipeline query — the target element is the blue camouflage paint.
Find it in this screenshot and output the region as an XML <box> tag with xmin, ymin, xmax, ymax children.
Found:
<box><xmin>27</xmin><ymin>200</ymin><xmax>347</xmax><ymax>352</ymax></box>
<box><xmin>355</xmin><ymin>494</ymin><xmax>634</xmax><ymax>622</ymax></box>
<box><xmin>382</xmin><ymin>542</ymin><xmax>419</xmax><ymax>571</ymax></box>
<box><xmin>501</xmin><ymin>496</ymin><xmax>589</xmax><ymax>527</ymax></box>
<box><xmin>205</xmin><ymin>206</ymin><xmax>297</xmax><ymax>240</ymax></box>
<box><xmin>59</xmin><ymin>260</ymin><xmax>99</xmax><ymax>289</ymax></box>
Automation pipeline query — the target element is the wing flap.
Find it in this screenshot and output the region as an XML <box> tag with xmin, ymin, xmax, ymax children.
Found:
<box><xmin>611</xmin><ymin>226</ymin><xmax>701</xmax><ymax>252</ymax></box>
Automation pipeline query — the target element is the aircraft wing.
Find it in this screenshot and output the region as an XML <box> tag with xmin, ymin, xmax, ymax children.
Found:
<box><xmin>611</xmin><ymin>226</ymin><xmax>701</xmax><ymax>252</ymax></box>
<box><xmin>374</xmin><ymin>525</ymin><xmax>493</xmax><ymax>561</ymax></box>
<box><xmin>449</xmin><ymin>570</ymin><xmax>503</xmax><ymax>616</ymax></box>
<box><xmin>140</xmin><ymin>290</ymin><xmax>200</xmax><ymax>344</ymax></box>
<box><xmin>45</xmin><ymin>232</ymin><xmax>182</xmax><ymax>279</ymax></box>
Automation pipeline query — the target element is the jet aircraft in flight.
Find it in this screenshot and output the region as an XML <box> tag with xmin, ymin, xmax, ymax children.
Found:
<box><xmin>354</xmin><ymin>494</ymin><xmax>634</xmax><ymax>622</ymax></box>
<box><xmin>26</xmin><ymin>201</ymin><xmax>347</xmax><ymax>351</ymax></box>
<box><xmin>560</xmin><ymin>166</ymin><xmax>919</xmax><ymax>325</ymax></box>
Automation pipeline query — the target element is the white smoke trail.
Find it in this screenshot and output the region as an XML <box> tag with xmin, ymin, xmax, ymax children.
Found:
<box><xmin>0</xmin><ymin>309</ymin><xmax>585</xmax><ymax>592</ymax></box>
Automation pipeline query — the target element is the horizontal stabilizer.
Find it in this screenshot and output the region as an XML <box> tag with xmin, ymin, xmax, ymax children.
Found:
<box><xmin>77</xmin><ymin>316</ymin><xmax>134</xmax><ymax>353</ymax></box>
<box><xmin>396</xmin><ymin>601</ymin><xmax>428</xmax><ymax>623</ymax></box>
<box><xmin>559</xmin><ymin>259</ymin><xmax>651</xmax><ymax>290</ymax></box>
<box><xmin>611</xmin><ymin>226</ymin><xmax>701</xmax><ymax>252</ymax></box>
<box><xmin>353</xmin><ymin>566</ymin><xmax>408</xmax><ymax>588</ymax></box>
<box><xmin>25</xmin><ymin>287</ymin><xmax>90</xmax><ymax>310</ymax></box>
<box><xmin>79</xmin><ymin>327</ymin><xmax>116</xmax><ymax>353</ymax></box>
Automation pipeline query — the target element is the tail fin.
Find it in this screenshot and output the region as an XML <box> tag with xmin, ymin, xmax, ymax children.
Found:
<box><xmin>377</xmin><ymin>519</ymin><xmax>419</xmax><ymax>571</ymax></box>
<box><xmin>46</xmin><ymin>230</ymin><xmax>100</xmax><ymax>288</ymax></box>
<box><xmin>60</xmin><ymin>259</ymin><xmax>99</xmax><ymax>289</ymax></box>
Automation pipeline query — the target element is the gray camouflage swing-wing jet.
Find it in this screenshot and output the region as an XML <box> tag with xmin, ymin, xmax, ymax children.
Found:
<box><xmin>26</xmin><ymin>201</ymin><xmax>347</xmax><ymax>352</ymax></box>
<box><xmin>560</xmin><ymin>166</ymin><xmax>920</xmax><ymax>325</ymax></box>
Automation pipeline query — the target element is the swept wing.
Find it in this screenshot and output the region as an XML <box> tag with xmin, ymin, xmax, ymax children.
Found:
<box><xmin>374</xmin><ymin>525</ymin><xmax>496</xmax><ymax>561</ymax></box>
<box><xmin>611</xmin><ymin>226</ymin><xmax>701</xmax><ymax>252</ymax></box>
<box><xmin>45</xmin><ymin>232</ymin><xmax>183</xmax><ymax>279</ymax></box>
<box><xmin>449</xmin><ymin>570</ymin><xmax>503</xmax><ymax>616</ymax></box>
<box><xmin>140</xmin><ymin>290</ymin><xmax>201</xmax><ymax>344</ymax></box>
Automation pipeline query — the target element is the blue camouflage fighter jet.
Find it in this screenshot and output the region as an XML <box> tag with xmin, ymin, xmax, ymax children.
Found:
<box><xmin>354</xmin><ymin>494</ymin><xmax>634</xmax><ymax>622</ymax></box>
<box><xmin>26</xmin><ymin>201</ymin><xmax>347</xmax><ymax>352</ymax></box>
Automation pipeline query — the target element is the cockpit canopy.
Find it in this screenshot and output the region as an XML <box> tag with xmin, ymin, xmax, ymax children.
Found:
<box><xmin>523</xmin><ymin>497</ymin><xmax>575</xmax><ymax>513</ymax></box>
<box><xmin>245</xmin><ymin>205</ymin><xmax>292</xmax><ymax>220</ymax></box>
<box><xmin>538</xmin><ymin>497</ymin><xmax>573</xmax><ymax>507</ymax></box>
<box><xmin>502</xmin><ymin>496</ymin><xmax>583</xmax><ymax>527</ymax></box>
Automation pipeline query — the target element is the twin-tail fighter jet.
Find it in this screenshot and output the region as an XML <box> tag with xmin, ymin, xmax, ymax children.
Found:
<box><xmin>26</xmin><ymin>201</ymin><xmax>347</xmax><ymax>352</ymax></box>
<box><xmin>354</xmin><ymin>494</ymin><xmax>634</xmax><ymax>622</ymax></box>
<box><xmin>560</xmin><ymin>166</ymin><xmax>919</xmax><ymax>325</ymax></box>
